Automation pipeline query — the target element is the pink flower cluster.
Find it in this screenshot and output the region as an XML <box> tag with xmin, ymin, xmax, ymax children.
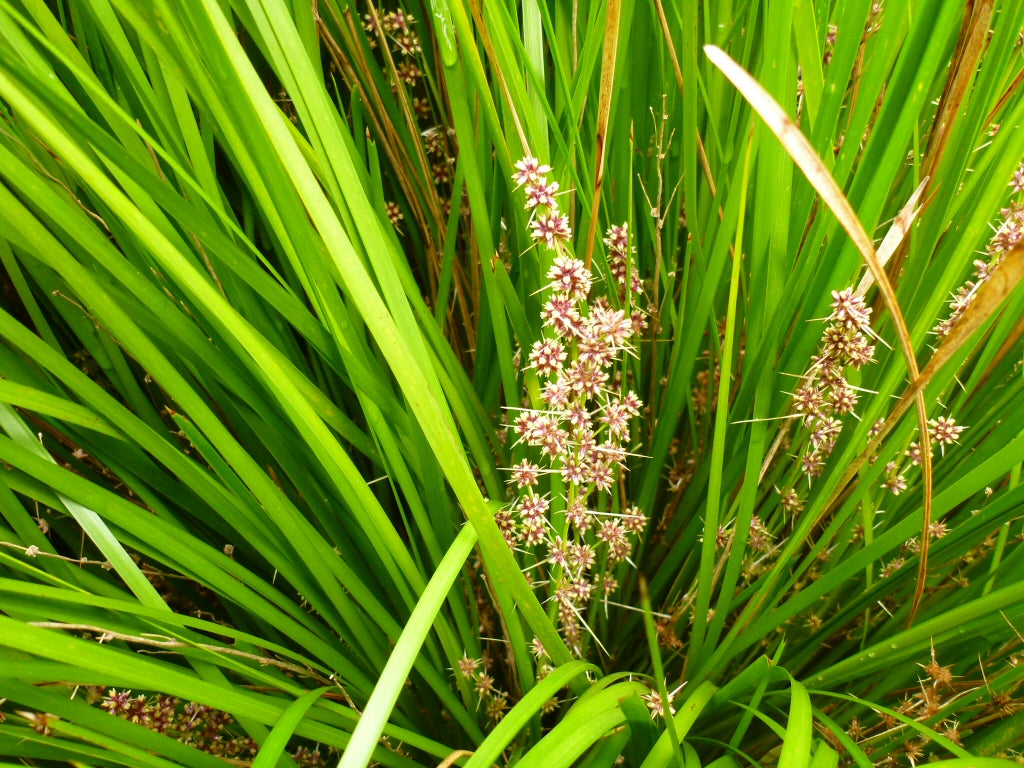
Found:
<box><xmin>791</xmin><ymin>287</ymin><xmax>877</xmax><ymax>483</ymax></box>
<box><xmin>785</xmin><ymin>279</ymin><xmax>972</xmax><ymax>500</ymax></box>
<box><xmin>873</xmin><ymin>165</ymin><xmax>1024</xmax><ymax>498</ymax></box>
<box><xmin>499</xmin><ymin>157</ymin><xmax>648</xmax><ymax>654</ymax></box>
<box><xmin>875</xmin><ymin>412</ymin><xmax>965</xmax><ymax>495</ymax></box>
<box><xmin>362</xmin><ymin>8</ymin><xmax>421</xmax><ymax>55</ymax></box>
<box><xmin>513</xmin><ymin>157</ymin><xmax>573</xmax><ymax>250</ymax></box>
<box><xmin>933</xmin><ymin>163</ymin><xmax>1023</xmax><ymax>337</ymax></box>
<box><xmin>605</xmin><ymin>223</ymin><xmax>643</xmax><ymax>297</ymax></box>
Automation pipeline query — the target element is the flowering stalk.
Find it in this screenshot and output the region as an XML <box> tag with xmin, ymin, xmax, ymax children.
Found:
<box><xmin>782</xmin><ymin>280</ymin><xmax>970</xmax><ymax>507</ymax></box>
<box><xmin>868</xmin><ymin>164</ymin><xmax>1024</xmax><ymax>500</ymax></box>
<box><xmin>492</xmin><ymin>157</ymin><xmax>647</xmax><ymax>657</ymax></box>
<box><xmin>933</xmin><ymin>162</ymin><xmax>1024</xmax><ymax>338</ymax></box>
<box><xmin>787</xmin><ymin>287</ymin><xmax>877</xmax><ymax>491</ymax></box>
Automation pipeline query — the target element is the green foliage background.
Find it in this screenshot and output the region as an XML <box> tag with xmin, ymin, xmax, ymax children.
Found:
<box><xmin>0</xmin><ymin>0</ymin><xmax>1023</xmax><ymax>766</ymax></box>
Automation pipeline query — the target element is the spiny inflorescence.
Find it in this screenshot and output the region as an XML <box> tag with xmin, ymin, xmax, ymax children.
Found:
<box><xmin>933</xmin><ymin>161</ymin><xmax>1024</xmax><ymax>338</ymax></box>
<box><xmin>362</xmin><ymin>7</ymin><xmax>420</xmax><ymax>57</ymax></box>
<box><xmin>498</xmin><ymin>157</ymin><xmax>647</xmax><ymax>656</ymax></box>
<box><xmin>789</xmin><ymin>286</ymin><xmax>877</xmax><ymax>488</ymax></box>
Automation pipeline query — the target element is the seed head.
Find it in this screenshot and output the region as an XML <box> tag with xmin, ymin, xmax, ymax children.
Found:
<box><xmin>101</xmin><ymin>689</ymin><xmax>132</xmax><ymax>716</ymax></box>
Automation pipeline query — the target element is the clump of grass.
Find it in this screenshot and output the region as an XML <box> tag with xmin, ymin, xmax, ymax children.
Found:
<box><xmin>1</xmin><ymin>1</ymin><xmax>1024</xmax><ymax>767</ymax></box>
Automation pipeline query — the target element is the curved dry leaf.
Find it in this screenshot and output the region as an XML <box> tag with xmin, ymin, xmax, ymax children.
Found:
<box><xmin>583</xmin><ymin>0</ymin><xmax>622</xmax><ymax>270</ymax></box>
<box><xmin>704</xmin><ymin>44</ymin><xmax>932</xmax><ymax>625</ymax></box>
<box><xmin>825</xmin><ymin>244</ymin><xmax>1024</xmax><ymax>618</ymax></box>
<box><xmin>921</xmin><ymin>244</ymin><xmax>1024</xmax><ymax>385</ymax></box>
<box><xmin>856</xmin><ymin>178</ymin><xmax>929</xmax><ymax>297</ymax></box>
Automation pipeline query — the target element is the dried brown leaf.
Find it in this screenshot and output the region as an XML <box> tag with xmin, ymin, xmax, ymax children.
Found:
<box><xmin>583</xmin><ymin>0</ymin><xmax>621</xmax><ymax>271</ymax></box>
<box><xmin>705</xmin><ymin>44</ymin><xmax>932</xmax><ymax>625</ymax></box>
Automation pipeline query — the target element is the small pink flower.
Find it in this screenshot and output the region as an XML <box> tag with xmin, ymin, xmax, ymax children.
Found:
<box><xmin>607</xmin><ymin>535</ymin><xmax>632</xmax><ymax>563</ymax></box>
<box><xmin>537</xmin><ymin>423</ymin><xmax>570</xmax><ymax>458</ymax></box>
<box><xmin>521</xmin><ymin>521</ymin><xmax>547</xmax><ymax>546</ymax></box>
<box><xmin>386</xmin><ymin>9</ymin><xmax>414</xmax><ymax>34</ymax></box>
<box><xmin>512</xmin><ymin>411</ymin><xmax>540</xmax><ymax>440</ymax></box>
<box><xmin>801</xmin><ymin>450</ymin><xmax>824</xmax><ymax>478</ymax></box>
<box><xmin>530</xmin><ymin>637</ymin><xmax>547</xmax><ymax>658</ymax></box>
<box><xmin>748</xmin><ymin>517</ymin><xmax>773</xmax><ymax>551</ymax></box>
<box><xmin>474</xmin><ymin>671</ymin><xmax>495</xmax><ymax>697</ymax></box>
<box><xmin>828</xmin><ymin>288</ymin><xmax>872</xmax><ymax>330</ymax></box>
<box><xmin>844</xmin><ymin>333</ymin><xmax>875</xmax><ymax>369</ymax></box>
<box><xmin>385</xmin><ymin>201</ymin><xmax>403</xmax><ymax>226</ymax></box>
<box><xmin>511</xmin><ymin>460</ymin><xmax>540</xmax><ymax>488</ymax></box>
<box><xmin>589</xmin><ymin>460</ymin><xmax>615</xmax><ymax>491</ymax></box>
<box><xmin>530</xmin><ymin>212</ymin><xmax>572</xmax><ymax>248</ymax></box>
<box><xmin>609</xmin><ymin>252</ymin><xmax>628</xmax><ymax>284</ymax></box>
<box><xmin>432</xmin><ymin>161</ymin><xmax>451</xmax><ymax>184</ymax></box>
<box><xmin>554</xmin><ymin>585</ymin><xmax>576</xmax><ymax>608</ymax></box>
<box><xmin>540</xmin><ymin>294</ymin><xmax>582</xmax><ymax>337</ymax></box>
<box><xmin>808</xmin><ymin>416</ymin><xmax>842</xmax><ymax>454</ymax></box>
<box><xmin>905</xmin><ymin>441</ymin><xmax>928</xmax><ymax>466</ymax></box>
<box><xmin>566</xmin><ymin>497</ymin><xmax>591</xmax><ymax>530</ymax></box>
<box><xmin>494</xmin><ymin>507</ymin><xmax>517</xmax><ymax>545</ymax></box>
<box><xmin>529</xmin><ymin>338</ymin><xmax>567</xmax><ymax>375</ymax></box>
<box><xmin>564</xmin><ymin>360</ymin><xmax>608</xmax><ymax>399</ymax></box>
<box><xmin>413</xmin><ymin>97</ymin><xmax>432</xmax><ymax>120</ymax></box>
<box><xmin>596</xmin><ymin>442</ymin><xmax>626</xmax><ymax>466</ymax></box>
<box><xmin>542</xmin><ymin>378</ymin><xmax>572</xmax><ymax>408</ymax></box>
<box><xmin>577</xmin><ymin>331</ymin><xmax>613</xmax><ymax>367</ymax></box>
<box><xmin>101</xmin><ymin>689</ymin><xmax>133</xmax><ymax>716</ymax></box>
<box><xmin>622</xmin><ymin>391</ymin><xmax>643</xmax><ymax>416</ymax></box>
<box><xmin>829</xmin><ymin>383</ymin><xmax>858</xmax><ymax>414</ymax></box>
<box><xmin>547</xmin><ymin>536</ymin><xmax>570</xmax><ymax>568</ymax></box>
<box><xmin>604</xmin><ymin>223</ymin><xmax>629</xmax><ymax>254</ymax></box>
<box><xmin>525</xmin><ymin>178</ymin><xmax>560</xmax><ymax>210</ymax></box>
<box><xmin>929</xmin><ymin>415</ymin><xmax>965</xmax><ymax>451</ymax></box>
<box><xmin>518</xmin><ymin>493</ymin><xmax>550</xmax><ymax>524</ymax></box>
<box><xmin>397</xmin><ymin>61</ymin><xmax>422</xmax><ymax>85</ymax></box>
<box><xmin>457</xmin><ymin>654</ymin><xmax>481</xmax><ymax>678</ymax></box>
<box><xmin>589</xmin><ymin>306</ymin><xmax>634</xmax><ymax>347</ymax></box>
<box><xmin>974</xmin><ymin>259</ymin><xmax>993</xmax><ymax>281</ymax></box>
<box><xmin>547</xmin><ymin>256</ymin><xmax>592</xmax><ymax>299</ymax></box>
<box><xmin>567</xmin><ymin>579</ymin><xmax>594</xmax><ymax>603</ymax></box>
<box><xmin>569</xmin><ymin>542</ymin><xmax>596</xmax><ymax>571</ymax></box>
<box><xmin>793</xmin><ymin>382</ymin><xmax>824</xmax><ymax>414</ymax></box>
<box><xmin>512</xmin><ymin>156</ymin><xmax>552</xmax><ymax>187</ymax></box>
<box><xmin>562</xmin><ymin>403</ymin><xmax>588</xmax><ymax>431</ymax></box>
<box><xmin>600</xmin><ymin>401</ymin><xmax>632</xmax><ymax>438</ymax></box>
<box><xmin>880</xmin><ymin>556</ymin><xmax>905</xmax><ymax>579</ymax></box>
<box><xmin>1010</xmin><ymin>162</ymin><xmax>1024</xmax><ymax>194</ymax></box>
<box><xmin>560</xmin><ymin>452</ymin><xmax>588</xmax><ymax>486</ymax></box>
<box><xmin>622</xmin><ymin>505</ymin><xmax>646</xmax><ymax>533</ymax></box>
<box><xmin>779</xmin><ymin>488</ymin><xmax>803</xmax><ymax>513</ymax></box>
<box><xmin>881</xmin><ymin>463</ymin><xmax>908</xmax><ymax>495</ymax></box>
